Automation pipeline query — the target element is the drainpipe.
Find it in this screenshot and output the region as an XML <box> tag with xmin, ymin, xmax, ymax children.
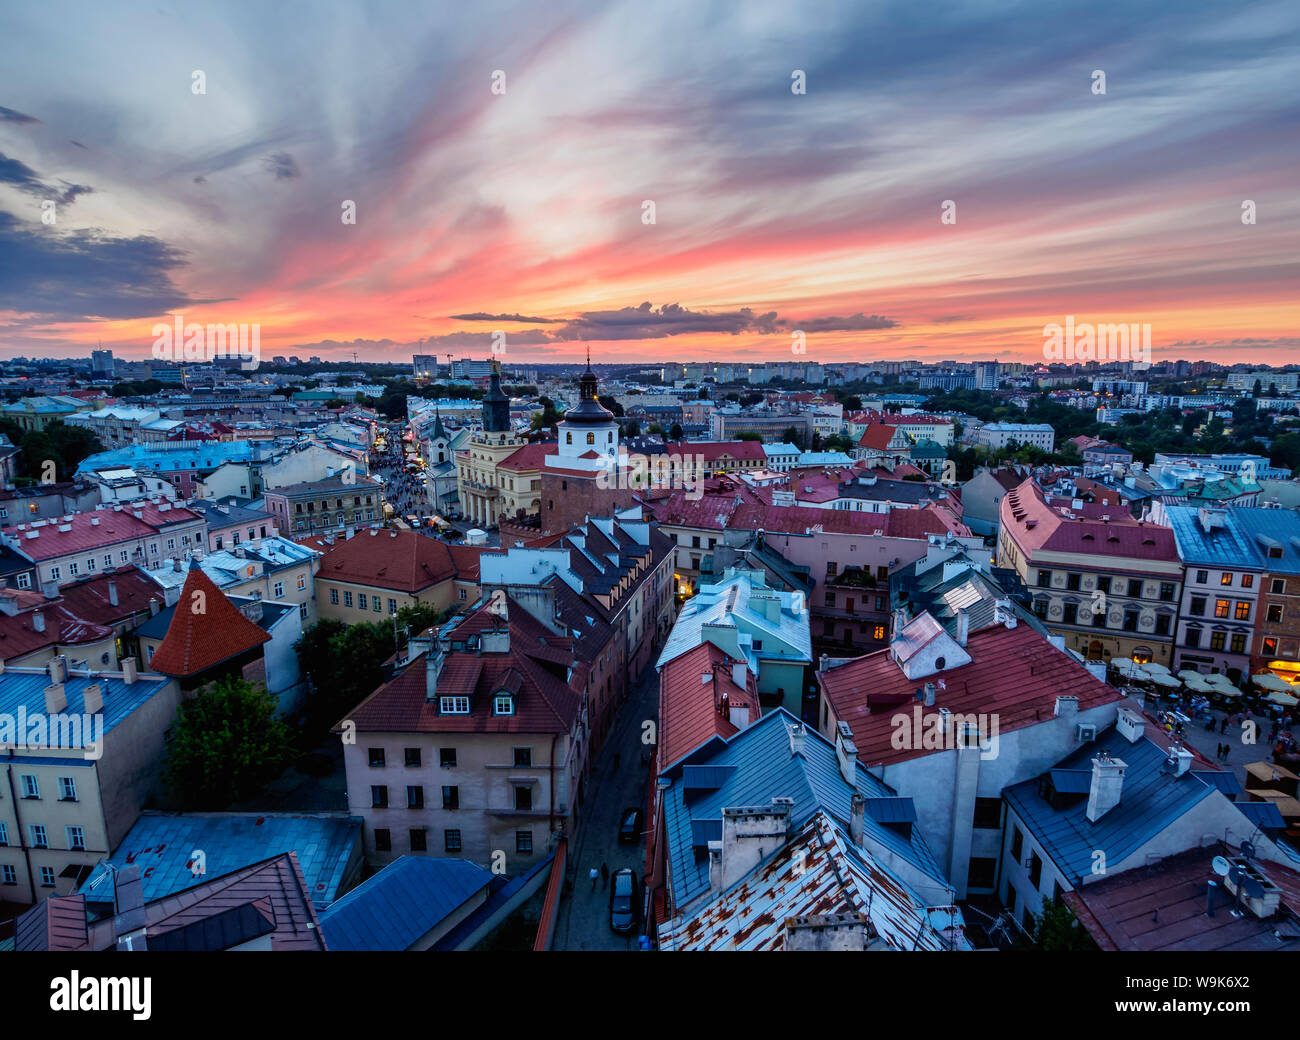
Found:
<box><xmin>548</xmin><ymin>733</ymin><xmax>558</xmax><ymax>838</ymax></box>
<box><xmin>5</xmin><ymin>761</ymin><xmax>37</xmax><ymax>905</ymax></box>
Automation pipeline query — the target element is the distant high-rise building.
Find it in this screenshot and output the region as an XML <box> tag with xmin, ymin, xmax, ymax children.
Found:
<box><xmin>413</xmin><ymin>354</ymin><xmax>439</xmax><ymax>379</ymax></box>
<box><xmin>451</xmin><ymin>358</ymin><xmax>492</xmax><ymax>380</ymax></box>
<box><xmin>91</xmin><ymin>349</ymin><xmax>115</xmax><ymax>377</ymax></box>
<box><xmin>975</xmin><ymin>361</ymin><xmax>1000</xmax><ymax>391</ymax></box>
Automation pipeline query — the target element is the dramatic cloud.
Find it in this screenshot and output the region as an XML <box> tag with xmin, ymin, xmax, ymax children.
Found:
<box><xmin>780</xmin><ymin>314</ymin><xmax>899</xmax><ymax>333</ymax></box>
<box><xmin>0</xmin><ymin>105</ymin><xmax>38</xmax><ymax>124</ymax></box>
<box><xmin>0</xmin><ymin>152</ymin><xmax>92</xmax><ymax>205</ymax></box>
<box><xmin>262</xmin><ymin>152</ymin><xmax>301</xmax><ymax>181</ymax></box>
<box><xmin>550</xmin><ymin>302</ymin><xmax>782</xmax><ymax>341</ymax></box>
<box><xmin>449</xmin><ymin>312</ymin><xmax>560</xmax><ymax>323</ymax></box>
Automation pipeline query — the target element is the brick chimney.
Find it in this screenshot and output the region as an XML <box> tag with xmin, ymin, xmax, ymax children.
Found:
<box><xmin>835</xmin><ymin>720</ymin><xmax>858</xmax><ymax>785</ymax></box>
<box><xmin>83</xmin><ymin>683</ymin><xmax>104</xmax><ymax>715</ymax></box>
<box><xmin>711</xmin><ymin>800</ymin><xmax>793</xmax><ymax>891</ymax></box>
<box><xmin>1086</xmin><ymin>752</ymin><xmax>1126</xmax><ymax>822</ymax></box>
<box><xmin>44</xmin><ymin>682</ymin><xmax>67</xmax><ymax>714</ymax></box>
<box><xmin>783</xmin><ymin>913</ymin><xmax>869</xmax><ymax>952</ymax></box>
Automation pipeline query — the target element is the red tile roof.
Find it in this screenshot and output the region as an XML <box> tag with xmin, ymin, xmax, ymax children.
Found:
<box><xmin>856</xmin><ymin>424</ymin><xmax>904</xmax><ymax>451</ymax></box>
<box><xmin>664</xmin><ymin>440</ymin><xmax>767</xmax><ymax>463</ymax></box>
<box><xmin>499</xmin><ymin>441</ymin><xmax>556</xmax><ymax>470</ymax></box>
<box><xmin>3</xmin><ymin>503</ymin><xmax>200</xmax><ymax>561</ymax></box>
<box><xmin>1000</xmin><ymin>478</ymin><xmax>1178</xmax><ymax>561</ymax></box>
<box><xmin>149</xmin><ymin>566</ymin><xmax>270</xmax><ymax>678</ymax></box>
<box><xmin>56</xmin><ymin>568</ymin><xmax>163</xmax><ymax>626</ymax></box>
<box><xmin>819</xmin><ymin>621</ymin><xmax>1124</xmax><ymax>767</ymax></box>
<box><xmin>0</xmin><ymin>599</ymin><xmax>115</xmax><ymax>663</ymax></box>
<box><xmin>319</xmin><ymin>530</ymin><xmax>481</xmax><ymax>592</ymax></box>
<box><xmin>658</xmin><ymin>642</ymin><xmax>759</xmax><ymax>771</ymax></box>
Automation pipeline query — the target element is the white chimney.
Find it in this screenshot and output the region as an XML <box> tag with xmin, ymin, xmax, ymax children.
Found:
<box><xmin>32</xmin><ymin>610</ymin><xmax>45</xmax><ymax>633</ymax></box>
<box><xmin>44</xmin><ymin>682</ymin><xmax>67</xmax><ymax>714</ymax></box>
<box><xmin>83</xmin><ymin>682</ymin><xmax>104</xmax><ymax>715</ymax></box>
<box><xmin>122</xmin><ymin>658</ymin><xmax>138</xmax><ymax>685</ymax></box>
<box><xmin>1086</xmin><ymin>753</ymin><xmax>1126</xmax><ymax>822</ymax></box>
<box><xmin>713</xmin><ymin>801</ymin><xmax>793</xmax><ymax>891</ymax></box>
<box><xmin>1054</xmin><ymin>695</ymin><xmax>1078</xmax><ymax>718</ymax></box>
<box><xmin>956</xmin><ymin>608</ymin><xmax>969</xmax><ymax>647</ymax></box>
<box><xmin>849</xmin><ymin>793</ymin><xmax>865</xmax><ymax>846</ymax></box>
<box><xmin>835</xmin><ymin>720</ymin><xmax>858</xmax><ymax>785</ymax></box>
<box><xmin>1116</xmin><ymin>707</ymin><xmax>1144</xmax><ymax>743</ymax></box>
<box><xmin>1171</xmin><ymin>746</ymin><xmax>1194</xmax><ymax>777</ymax></box>
<box><xmin>788</xmin><ymin>722</ymin><xmax>807</xmax><ymax>758</ymax></box>
<box><xmin>107</xmin><ymin>581</ymin><xmax>119</xmax><ymax>607</ymax></box>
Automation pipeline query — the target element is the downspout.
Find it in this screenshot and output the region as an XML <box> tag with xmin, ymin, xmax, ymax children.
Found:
<box><xmin>5</xmin><ymin>761</ymin><xmax>37</xmax><ymax>904</ymax></box>
<box><xmin>548</xmin><ymin>732</ymin><xmax>558</xmax><ymax>837</ymax></box>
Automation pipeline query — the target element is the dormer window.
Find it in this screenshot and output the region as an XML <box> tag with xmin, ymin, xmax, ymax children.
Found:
<box><xmin>494</xmin><ymin>694</ymin><xmax>515</xmax><ymax>716</ymax></box>
<box><xmin>439</xmin><ymin>696</ymin><xmax>470</xmax><ymax>714</ymax></box>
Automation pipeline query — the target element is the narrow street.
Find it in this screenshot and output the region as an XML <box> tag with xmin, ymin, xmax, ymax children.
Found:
<box><xmin>552</xmin><ymin>658</ymin><xmax>660</xmax><ymax>951</ymax></box>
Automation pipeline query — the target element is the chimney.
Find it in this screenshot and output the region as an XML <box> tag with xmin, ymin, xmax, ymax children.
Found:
<box><xmin>1054</xmin><ymin>695</ymin><xmax>1078</xmax><ymax>718</ymax></box>
<box><xmin>31</xmin><ymin>610</ymin><xmax>45</xmax><ymax>633</ymax></box>
<box><xmin>788</xmin><ymin>722</ymin><xmax>807</xmax><ymax>758</ymax></box>
<box><xmin>44</xmin><ymin>682</ymin><xmax>67</xmax><ymax>714</ymax></box>
<box><xmin>112</xmin><ymin>864</ymin><xmax>148</xmax><ymax>952</ymax></box>
<box><xmin>122</xmin><ymin>657</ymin><xmax>138</xmax><ymax>685</ymax></box>
<box><xmin>1086</xmin><ymin>752</ymin><xmax>1126</xmax><ymax>822</ymax></box>
<box><xmin>424</xmin><ymin>647</ymin><xmax>446</xmax><ymax>701</ymax></box>
<box><xmin>783</xmin><ymin>913</ymin><xmax>869</xmax><ymax>952</ymax></box>
<box><xmin>42</xmin><ymin>581</ymin><xmax>58</xmax><ymax>600</ymax></box>
<box><xmin>732</xmin><ymin>661</ymin><xmax>747</xmax><ymax>690</ymax></box>
<box><xmin>713</xmin><ymin>801</ymin><xmax>793</xmax><ymax>891</ymax></box>
<box><xmin>172</xmin><ymin>558</ymin><xmax>182</xmax><ymax>573</ymax></box>
<box><xmin>956</xmin><ymin>607</ymin><xmax>969</xmax><ymax>647</ymax></box>
<box><xmin>83</xmin><ymin>682</ymin><xmax>104</xmax><ymax>715</ymax></box>
<box><xmin>850</xmin><ymin>793</ymin><xmax>866</xmax><ymax>846</ymax></box>
<box><xmin>107</xmin><ymin>580</ymin><xmax>119</xmax><ymax>607</ymax></box>
<box><xmin>923</xmin><ymin>682</ymin><xmax>936</xmax><ymax>707</ymax></box>
<box><xmin>1170</xmin><ymin>746</ymin><xmax>1194</xmax><ymax>777</ymax></box>
<box><xmin>148</xmin><ymin>597</ymin><xmax>160</xmax><ymax>616</ymax></box>
<box><xmin>835</xmin><ymin>720</ymin><xmax>858</xmax><ymax>785</ymax></box>
<box><xmin>1116</xmin><ymin>706</ymin><xmax>1144</xmax><ymax>743</ymax></box>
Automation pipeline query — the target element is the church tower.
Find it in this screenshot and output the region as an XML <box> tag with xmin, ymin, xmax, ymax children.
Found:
<box><xmin>546</xmin><ymin>349</ymin><xmax>619</xmax><ymax>474</ymax></box>
<box><xmin>457</xmin><ymin>358</ymin><xmax>523</xmax><ymax>528</ymax></box>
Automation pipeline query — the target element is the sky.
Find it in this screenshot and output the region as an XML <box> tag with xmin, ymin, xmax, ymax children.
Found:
<box><xmin>0</xmin><ymin>0</ymin><xmax>1297</xmax><ymax>368</ymax></box>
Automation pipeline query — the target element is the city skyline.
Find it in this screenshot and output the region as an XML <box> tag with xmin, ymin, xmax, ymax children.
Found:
<box><xmin>1</xmin><ymin>0</ymin><xmax>1297</xmax><ymax>367</ymax></box>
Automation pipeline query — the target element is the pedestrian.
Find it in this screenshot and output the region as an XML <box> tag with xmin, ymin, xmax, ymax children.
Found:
<box><xmin>601</xmin><ymin>862</ymin><xmax>609</xmax><ymax>888</ymax></box>
<box><xmin>589</xmin><ymin>866</ymin><xmax>598</xmax><ymax>890</ymax></box>
<box><xmin>1220</xmin><ymin>716</ymin><xmax>1228</xmax><ymax>734</ymax></box>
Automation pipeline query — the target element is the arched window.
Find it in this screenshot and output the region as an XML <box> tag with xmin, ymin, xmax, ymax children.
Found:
<box><xmin>586</xmin><ymin>432</ymin><xmax>596</xmax><ymax>445</ymax></box>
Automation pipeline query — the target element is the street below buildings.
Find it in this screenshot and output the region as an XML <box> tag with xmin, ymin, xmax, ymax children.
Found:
<box><xmin>552</xmin><ymin>656</ymin><xmax>660</xmax><ymax>951</ymax></box>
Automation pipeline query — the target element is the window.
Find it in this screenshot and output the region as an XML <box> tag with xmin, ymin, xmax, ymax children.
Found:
<box><xmin>444</xmin><ymin>829</ymin><xmax>462</xmax><ymax>853</ymax></box>
<box><xmin>1234</xmin><ymin>601</ymin><xmax>1250</xmax><ymax>621</ymax></box>
<box><xmin>40</xmin><ymin>866</ymin><xmax>55</xmax><ymax>888</ymax></box>
<box><xmin>1242</xmin><ymin>574</ymin><xmax>1254</xmax><ymax>589</ymax></box>
<box><xmin>1029</xmin><ymin>851</ymin><xmax>1043</xmax><ymax>888</ymax></box>
<box><xmin>407</xmin><ymin>785</ymin><xmax>424</xmax><ymax>809</ymax></box>
<box><xmin>1096</xmin><ymin>576</ymin><xmax>1111</xmax><ymax>595</ymax></box>
<box><xmin>370</xmin><ymin>785</ymin><xmax>389</xmax><ymax>808</ymax></box>
<box><xmin>404</xmin><ymin>747</ymin><xmax>421</xmax><ymax>768</ymax></box>
<box><xmin>514</xmin><ymin>786</ymin><xmax>533</xmax><ymax>811</ymax></box>
<box><xmin>1268</xmin><ymin>604</ymin><xmax>1284</xmax><ymax>623</ymax></box>
<box><xmin>274</xmin><ymin>582</ymin><xmax>285</xmax><ymax>599</ymax></box>
<box><xmin>1210</xmin><ymin>631</ymin><xmax>1226</xmax><ymax>651</ymax></box>
<box><xmin>1264</xmin><ymin>637</ymin><xmax>1279</xmax><ymax>655</ymax></box>
<box><xmin>300</xmin><ymin>603</ymin><xmax>309</xmax><ymax>620</ymax></box>
<box><xmin>494</xmin><ymin>695</ymin><xmax>514</xmax><ymax>716</ymax></box>
<box><xmin>66</xmin><ymin>826</ymin><xmax>85</xmax><ymax>851</ymax></box>
<box><xmin>1190</xmin><ymin>596</ymin><xmax>1206</xmax><ymax>616</ymax></box>
<box><xmin>373</xmin><ymin>829</ymin><xmax>391</xmax><ymax>852</ymax></box>
<box><xmin>1123</xmin><ymin>610</ymin><xmax>1139</xmax><ymax>632</ymax></box>
<box><xmin>104</xmin><ymin>554</ymin><xmax>113</xmax><ymax>569</ymax></box>
<box><xmin>513</xmin><ymin>747</ymin><xmax>532</xmax><ymax>767</ymax></box>
<box><xmin>1160</xmin><ymin>583</ymin><xmax>1176</xmax><ymax>602</ymax></box>
<box><xmin>1272</xmin><ymin>579</ymin><xmax>1286</xmax><ymax>595</ymax></box>
<box><xmin>0</xmin><ymin>821</ymin><xmax>7</xmax><ymax>845</ymax></box>
<box><xmin>1066</xmin><ymin>573</ymin><xmax>1081</xmax><ymax>591</ymax></box>
<box><xmin>16</xmin><ymin>573</ymin><xmax>29</xmax><ymax>589</ymax></box>
<box><xmin>440</xmin><ymin>696</ymin><xmax>470</xmax><ymax>714</ymax></box>
<box><xmin>368</xmin><ymin>748</ymin><xmax>385</xmax><ymax>767</ymax></box>
<box><xmin>967</xmin><ymin>857</ymin><xmax>997</xmax><ymax>889</ymax></box>
<box><xmin>58</xmin><ymin>777</ymin><xmax>76</xmax><ymax>802</ymax></box>
<box><xmin>1196</xmin><ymin>570</ymin><xmax>1208</xmax><ymax>584</ymax></box>
<box><xmin>329</xmin><ymin>588</ymin><xmax>339</xmax><ymax>605</ymax></box>
<box><xmin>1154</xmin><ymin>615</ymin><xmax>1171</xmax><ymax>636</ymax></box>
<box><xmin>389</xmin><ymin>599</ymin><xmax>398</xmax><ymax>613</ymax></box>
<box><xmin>1</xmin><ymin>864</ymin><xmax>14</xmax><ymax>885</ymax></box>
<box><xmin>343</xmin><ymin>591</ymin><xmax>353</xmax><ymax>608</ymax></box>
<box><xmin>1127</xmin><ymin>579</ymin><xmax>1143</xmax><ymax>598</ymax></box>
<box><xmin>516</xmin><ymin>830</ymin><xmax>533</xmax><ymax>854</ymax></box>
<box><xmin>1033</xmin><ymin>598</ymin><xmax>1048</xmax><ymax>619</ymax></box>
<box><xmin>1231</xmin><ymin>633</ymin><xmax>1247</xmax><ymax>654</ymax></box>
<box><xmin>973</xmin><ymin>797</ymin><xmax>1002</xmax><ymax>830</ymax></box>
<box><xmin>1221</xmin><ymin>573</ymin><xmax>1234</xmax><ymax>586</ymax></box>
<box><xmin>48</xmin><ymin>566</ymin><xmax>60</xmax><ymax>582</ymax></box>
<box><xmin>1037</xmin><ymin>570</ymin><xmax>1051</xmax><ymax>588</ymax></box>
<box><xmin>20</xmin><ymin>775</ymin><xmax>38</xmax><ymax>799</ymax></box>
<box><xmin>357</xmin><ymin>593</ymin><xmax>367</xmax><ymax>610</ymax></box>
<box><xmin>1214</xmin><ymin>599</ymin><xmax>1230</xmax><ymax>619</ymax></box>
<box><xmin>1185</xmin><ymin>627</ymin><xmax>1202</xmax><ymax>648</ymax></box>
<box><xmin>409</xmin><ymin>828</ymin><xmax>427</xmax><ymax>852</ymax></box>
<box><xmin>297</xmin><ymin>574</ymin><xmax>307</xmax><ymax>591</ymax></box>
<box><xmin>1010</xmin><ymin>826</ymin><xmax>1023</xmax><ymax>862</ymax></box>
<box><xmin>442</xmin><ymin>786</ymin><xmax>459</xmax><ymax>810</ymax></box>
<box><xmin>30</xmin><ymin>824</ymin><xmax>48</xmax><ymax>848</ymax></box>
<box><xmin>68</xmin><ymin>562</ymin><xmax>78</xmax><ymax>576</ymax></box>
<box><xmin>440</xmin><ymin>748</ymin><xmax>457</xmax><ymax>768</ymax></box>
<box><xmin>1062</xmin><ymin>603</ymin><xmax>1078</xmax><ymax>625</ymax></box>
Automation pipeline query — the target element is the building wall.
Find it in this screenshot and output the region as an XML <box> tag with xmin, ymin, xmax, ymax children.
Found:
<box><xmin>1174</xmin><ymin>563</ymin><xmax>1259</xmax><ymax>681</ymax></box>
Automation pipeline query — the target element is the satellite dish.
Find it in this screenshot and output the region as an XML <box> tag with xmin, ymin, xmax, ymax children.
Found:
<box><xmin>1211</xmin><ymin>856</ymin><xmax>1231</xmax><ymax>877</ymax></box>
<box><xmin>1242</xmin><ymin>876</ymin><xmax>1266</xmax><ymax>900</ymax></box>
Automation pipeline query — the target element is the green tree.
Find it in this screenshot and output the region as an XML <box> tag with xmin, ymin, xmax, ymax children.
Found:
<box><xmin>669</xmin><ymin>422</ymin><xmax>683</xmax><ymax>441</ymax></box>
<box><xmin>1014</xmin><ymin>899</ymin><xmax>1098</xmax><ymax>952</ymax></box>
<box><xmin>163</xmin><ymin>676</ymin><xmax>293</xmax><ymax>809</ymax></box>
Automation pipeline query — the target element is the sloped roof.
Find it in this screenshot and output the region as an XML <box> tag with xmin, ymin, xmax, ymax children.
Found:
<box><xmin>147</xmin><ymin>566</ymin><xmax>270</xmax><ymax>678</ymax></box>
<box><xmin>319</xmin><ymin>530</ymin><xmax>480</xmax><ymax>592</ymax></box>
<box><xmin>319</xmin><ymin>856</ymin><xmax>493</xmax><ymax>951</ymax></box>
<box><xmin>658</xmin><ymin>642</ymin><xmax>760</xmax><ymax>772</ymax></box>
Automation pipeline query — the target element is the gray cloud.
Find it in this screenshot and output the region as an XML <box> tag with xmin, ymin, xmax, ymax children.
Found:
<box><xmin>263</xmin><ymin>152</ymin><xmax>301</xmax><ymax>181</ymax></box>
<box><xmin>0</xmin><ymin>105</ymin><xmax>39</xmax><ymax>124</ymax></box>
<box><xmin>550</xmin><ymin>301</ymin><xmax>781</xmax><ymax>341</ymax></box>
<box><xmin>780</xmin><ymin>313</ymin><xmax>898</xmax><ymax>333</ymax></box>
<box><xmin>449</xmin><ymin>312</ymin><xmax>559</xmax><ymax>323</ymax></box>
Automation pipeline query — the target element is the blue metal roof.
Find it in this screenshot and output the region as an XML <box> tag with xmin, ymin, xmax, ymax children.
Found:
<box><xmin>1165</xmin><ymin>505</ymin><xmax>1265</xmax><ymax>570</ymax></box>
<box><xmin>318</xmin><ymin>856</ymin><xmax>493</xmax><ymax>951</ymax></box>
<box><xmin>1050</xmin><ymin>769</ymin><xmax>1093</xmax><ymax>794</ymax></box>
<box><xmin>1193</xmin><ymin>770</ymin><xmax>1243</xmax><ymax>798</ymax></box>
<box><xmin>864</xmin><ymin>797</ymin><xmax>918</xmax><ymax>824</ymax></box>
<box><xmin>1236</xmin><ymin>801</ymin><xmax>1286</xmax><ymax>830</ymax></box>
<box><xmin>81</xmin><ymin>812</ymin><xmax>362</xmax><ymax>910</ymax></box>
<box><xmin>1228</xmin><ymin>509</ymin><xmax>1300</xmax><ymax>576</ymax></box>
<box><xmin>661</xmin><ymin>708</ymin><xmax>949</xmax><ymax>909</ymax></box>
<box><xmin>682</xmin><ymin>765</ymin><xmax>735</xmax><ymax>791</ymax></box>
<box><xmin>0</xmin><ymin>670</ymin><xmax>171</xmax><ymax>745</ymax></box>
<box><xmin>78</xmin><ymin>441</ymin><xmax>258</xmax><ymax>475</ymax></box>
<box><xmin>1006</xmin><ymin>728</ymin><xmax>1220</xmax><ymax>884</ymax></box>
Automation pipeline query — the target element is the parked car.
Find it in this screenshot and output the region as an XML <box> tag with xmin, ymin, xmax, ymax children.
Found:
<box><xmin>609</xmin><ymin>868</ymin><xmax>640</xmax><ymax>934</ymax></box>
<box><xmin>618</xmin><ymin>807</ymin><xmax>643</xmax><ymax>845</ymax></box>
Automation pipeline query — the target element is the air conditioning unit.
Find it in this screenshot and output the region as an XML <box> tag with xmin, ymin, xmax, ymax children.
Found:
<box><xmin>1076</xmin><ymin>723</ymin><xmax>1097</xmax><ymax>742</ymax></box>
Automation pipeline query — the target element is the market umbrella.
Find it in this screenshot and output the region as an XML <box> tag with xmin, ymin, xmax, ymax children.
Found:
<box><xmin>1146</xmin><ymin>671</ymin><xmax>1182</xmax><ymax>689</ymax></box>
<box><xmin>1253</xmin><ymin>672</ymin><xmax>1295</xmax><ymax>694</ymax></box>
<box><xmin>1268</xmin><ymin>690</ymin><xmax>1299</xmax><ymax>707</ymax></box>
<box><xmin>1144</xmin><ymin>662</ymin><xmax>1173</xmax><ymax>675</ymax></box>
<box><xmin>1110</xmin><ymin>658</ymin><xmax>1149</xmax><ymax>680</ymax></box>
